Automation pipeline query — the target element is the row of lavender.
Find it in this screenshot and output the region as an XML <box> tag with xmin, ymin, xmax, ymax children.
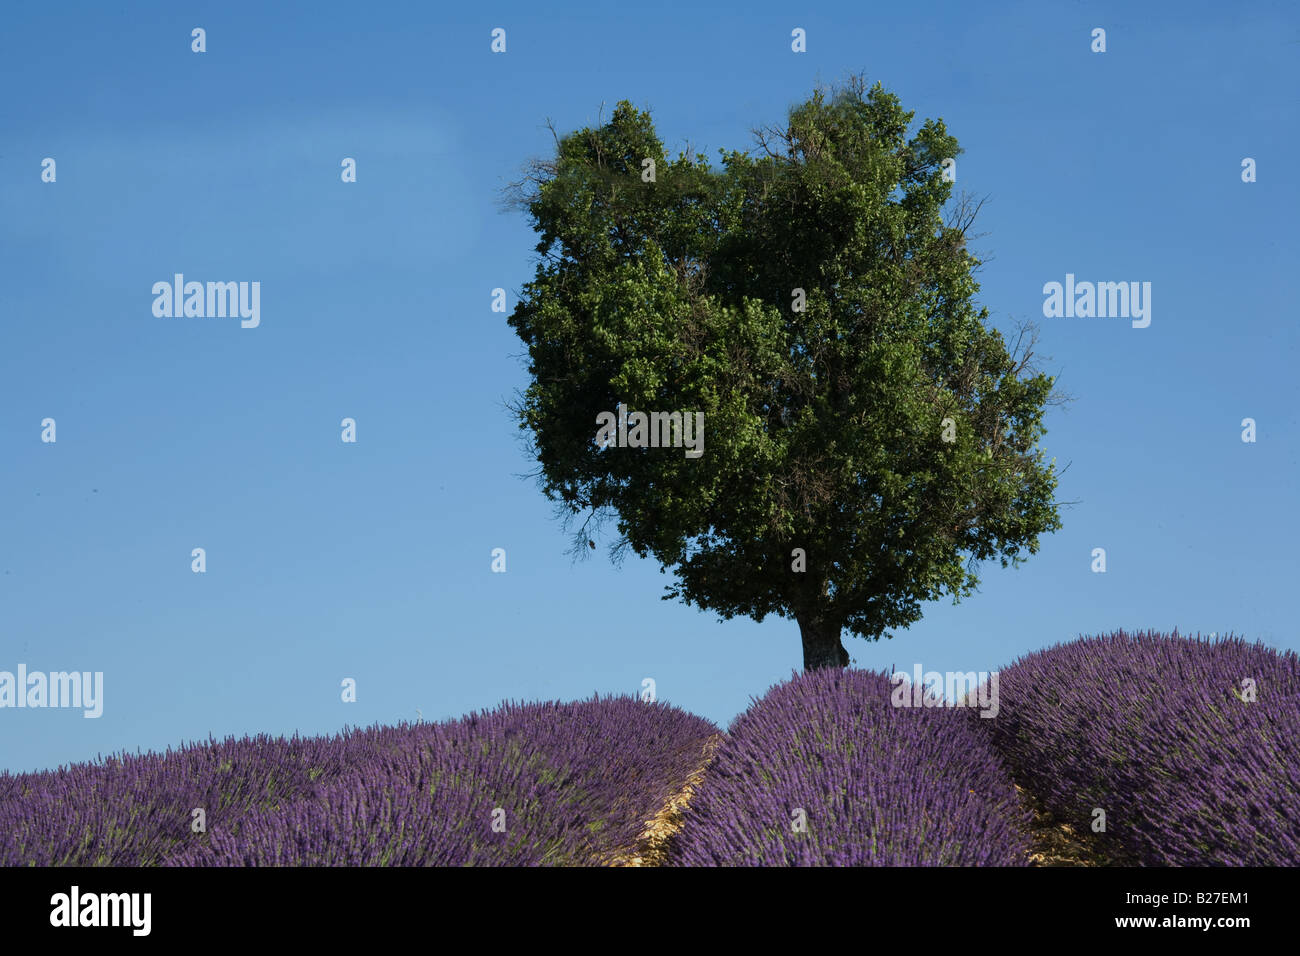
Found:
<box><xmin>0</xmin><ymin>696</ymin><xmax>718</xmax><ymax>866</ymax></box>
<box><xmin>982</xmin><ymin>630</ymin><xmax>1300</xmax><ymax>866</ymax></box>
<box><xmin>3</xmin><ymin>631</ymin><xmax>1295</xmax><ymax>866</ymax></box>
<box><xmin>669</xmin><ymin>668</ymin><xmax>1032</xmax><ymax>865</ymax></box>
<box><xmin>670</xmin><ymin>630</ymin><xmax>1299</xmax><ymax>866</ymax></box>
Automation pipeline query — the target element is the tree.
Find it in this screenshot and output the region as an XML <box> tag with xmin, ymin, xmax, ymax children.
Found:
<box><xmin>503</xmin><ymin>74</ymin><xmax>1063</xmax><ymax>670</ymax></box>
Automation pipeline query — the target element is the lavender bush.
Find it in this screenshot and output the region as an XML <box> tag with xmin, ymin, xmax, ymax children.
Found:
<box><xmin>0</xmin><ymin>733</ymin><xmax>348</xmax><ymax>866</ymax></box>
<box><xmin>982</xmin><ymin>630</ymin><xmax>1300</xmax><ymax>865</ymax></box>
<box><xmin>0</xmin><ymin>695</ymin><xmax>717</xmax><ymax>866</ymax></box>
<box><xmin>670</xmin><ymin>668</ymin><xmax>1031</xmax><ymax>866</ymax></box>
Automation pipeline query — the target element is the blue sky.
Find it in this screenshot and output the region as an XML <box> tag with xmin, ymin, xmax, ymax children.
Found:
<box><xmin>2</xmin><ymin>0</ymin><xmax>1296</xmax><ymax>773</ymax></box>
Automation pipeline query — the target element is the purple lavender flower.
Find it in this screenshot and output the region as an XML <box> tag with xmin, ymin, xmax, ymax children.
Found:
<box><xmin>0</xmin><ymin>695</ymin><xmax>717</xmax><ymax>867</ymax></box>
<box><xmin>982</xmin><ymin>630</ymin><xmax>1300</xmax><ymax>865</ymax></box>
<box><xmin>670</xmin><ymin>668</ymin><xmax>1031</xmax><ymax>866</ymax></box>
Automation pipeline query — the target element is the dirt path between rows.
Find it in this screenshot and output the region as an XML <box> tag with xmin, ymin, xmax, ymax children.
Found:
<box><xmin>608</xmin><ymin>733</ymin><xmax>725</xmax><ymax>867</ymax></box>
<box><xmin>1017</xmin><ymin>784</ymin><xmax>1110</xmax><ymax>866</ymax></box>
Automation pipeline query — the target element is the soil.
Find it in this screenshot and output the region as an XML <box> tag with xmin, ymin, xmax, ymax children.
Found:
<box><xmin>1017</xmin><ymin>784</ymin><xmax>1123</xmax><ymax>866</ymax></box>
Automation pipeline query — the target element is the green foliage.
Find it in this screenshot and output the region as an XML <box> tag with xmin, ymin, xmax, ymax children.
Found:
<box><xmin>506</xmin><ymin>75</ymin><xmax>1061</xmax><ymax>657</ymax></box>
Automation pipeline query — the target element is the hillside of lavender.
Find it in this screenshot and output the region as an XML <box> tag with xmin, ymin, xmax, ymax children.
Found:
<box><xmin>983</xmin><ymin>630</ymin><xmax>1300</xmax><ymax>866</ymax></box>
<box><xmin>669</xmin><ymin>667</ymin><xmax>1032</xmax><ymax>865</ymax></box>
<box><xmin>0</xmin><ymin>696</ymin><xmax>717</xmax><ymax>866</ymax></box>
<box><xmin>1</xmin><ymin>631</ymin><xmax>1296</xmax><ymax>866</ymax></box>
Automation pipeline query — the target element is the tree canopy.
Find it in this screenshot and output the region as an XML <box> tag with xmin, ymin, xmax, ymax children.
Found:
<box><xmin>505</xmin><ymin>74</ymin><xmax>1062</xmax><ymax>669</ymax></box>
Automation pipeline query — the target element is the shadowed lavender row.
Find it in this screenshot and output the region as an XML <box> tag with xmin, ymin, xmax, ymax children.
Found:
<box><xmin>980</xmin><ymin>630</ymin><xmax>1300</xmax><ymax>865</ymax></box>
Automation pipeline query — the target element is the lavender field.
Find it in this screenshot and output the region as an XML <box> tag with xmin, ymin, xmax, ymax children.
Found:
<box><xmin>669</xmin><ymin>667</ymin><xmax>1033</xmax><ymax>865</ymax></box>
<box><xmin>2</xmin><ymin>632</ymin><xmax>1296</xmax><ymax>867</ymax></box>
<box><xmin>0</xmin><ymin>696</ymin><xmax>718</xmax><ymax>866</ymax></box>
<box><xmin>981</xmin><ymin>630</ymin><xmax>1300</xmax><ymax>866</ymax></box>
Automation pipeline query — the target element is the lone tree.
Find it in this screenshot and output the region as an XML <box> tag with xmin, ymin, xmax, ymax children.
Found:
<box><xmin>503</xmin><ymin>75</ymin><xmax>1063</xmax><ymax>670</ymax></box>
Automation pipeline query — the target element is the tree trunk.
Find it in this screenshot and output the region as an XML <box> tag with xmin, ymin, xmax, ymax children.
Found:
<box><xmin>797</xmin><ymin>614</ymin><xmax>850</xmax><ymax>670</ymax></box>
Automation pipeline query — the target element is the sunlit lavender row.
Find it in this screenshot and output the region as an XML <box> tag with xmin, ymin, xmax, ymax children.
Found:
<box><xmin>669</xmin><ymin>668</ymin><xmax>1032</xmax><ymax>865</ymax></box>
<box><xmin>0</xmin><ymin>696</ymin><xmax>718</xmax><ymax>866</ymax></box>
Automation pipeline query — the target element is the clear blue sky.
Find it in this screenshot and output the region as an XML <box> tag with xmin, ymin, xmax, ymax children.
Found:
<box><xmin>2</xmin><ymin>1</ymin><xmax>1296</xmax><ymax>773</ymax></box>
